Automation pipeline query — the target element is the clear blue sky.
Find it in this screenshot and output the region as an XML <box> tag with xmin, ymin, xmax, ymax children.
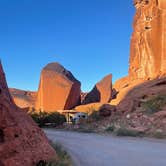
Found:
<box><xmin>0</xmin><ymin>0</ymin><xmax>135</xmax><ymax>92</ymax></box>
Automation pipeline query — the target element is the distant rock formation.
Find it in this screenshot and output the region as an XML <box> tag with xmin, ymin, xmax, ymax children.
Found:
<box><xmin>35</xmin><ymin>62</ymin><xmax>81</xmax><ymax>112</ymax></box>
<box><xmin>82</xmin><ymin>74</ymin><xmax>112</xmax><ymax>104</ymax></box>
<box><xmin>9</xmin><ymin>88</ymin><xmax>36</xmax><ymax>108</ymax></box>
<box><xmin>80</xmin><ymin>92</ymin><xmax>88</xmax><ymax>103</ymax></box>
<box><xmin>129</xmin><ymin>0</ymin><xmax>166</xmax><ymax>80</ymax></box>
<box><xmin>0</xmin><ymin>62</ymin><xmax>56</xmax><ymax>165</ymax></box>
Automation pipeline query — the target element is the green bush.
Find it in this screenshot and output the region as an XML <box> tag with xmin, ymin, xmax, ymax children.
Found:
<box><xmin>142</xmin><ymin>95</ymin><xmax>166</xmax><ymax>114</ymax></box>
<box><xmin>36</xmin><ymin>142</ymin><xmax>72</xmax><ymax>166</ymax></box>
<box><xmin>51</xmin><ymin>143</ymin><xmax>72</xmax><ymax>166</ymax></box>
<box><xmin>88</xmin><ymin>111</ymin><xmax>101</xmax><ymax>121</ymax></box>
<box><xmin>115</xmin><ymin>127</ymin><xmax>141</xmax><ymax>137</ymax></box>
<box><xmin>152</xmin><ymin>131</ymin><xmax>166</xmax><ymax>139</ymax></box>
<box><xmin>30</xmin><ymin>111</ymin><xmax>66</xmax><ymax>127</ymax></box>
<box><xmin>105</xmin><ymin>125</ymin><xmax>115</xmax><ymax>132</ymax></box>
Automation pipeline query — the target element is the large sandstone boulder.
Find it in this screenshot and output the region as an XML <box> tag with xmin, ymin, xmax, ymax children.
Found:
<box><xmin>35</xmin><ymin>63</ymin><xmax>81</xmax><ymax>112</ymax></box>
<box><xmin>129</xmin><ymin>0</ymin><xmax>166</xmax><ymax>80</ymax></box>
<box><xmin>9</xmin><ymin>88</ymin><xmax>36</xmax><ymax>108</ymax></box>
<box><xmin>0</xmin><ymin>62</ymin><xmax>56</xmax><ymax>165</ymax></box>
<box><xmin>82</xmin><ymin>74</ymin><xmax>112</xmax><ymax>104</ymax></box>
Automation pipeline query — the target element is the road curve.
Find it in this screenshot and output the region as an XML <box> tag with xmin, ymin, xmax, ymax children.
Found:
<box><xmin>44</xmin><ymin>129</ymin><xmax>166</xmax><ymax>166</ymax></box>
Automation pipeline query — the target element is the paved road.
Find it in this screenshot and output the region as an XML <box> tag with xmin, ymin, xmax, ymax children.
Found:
<box><xmin>45</xmin><ymin>129</ymin><xmax>166</xmax><ymax>166</ymax></box>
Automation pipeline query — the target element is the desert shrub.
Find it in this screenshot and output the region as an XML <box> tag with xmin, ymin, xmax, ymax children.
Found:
<box><xmin>51</xmin><ymin>143</ymin><xmax>72</xmax><ymax>166</ymax></box>
<box><xmin>152</xmin><ymin>131</ymin><xmax>166</xmax><ymax>139</ymax></box>
<box><xmin>88</xmin><ymin>111</ymin><xmax>101</xmax><ymax>121</ymax></box>
<box><xmin>36</xmin><ymin>142</ymin><xmax>72</xmax><ymax>166</ymax></box>
<box><xmin>46</xmin><ymin>112</ymin><xmax>66</xmax><ymax>126</ymax></box>
<box><xmin>142</xmin><ymin>95</ymin><xmax>166</xmax><ymax>114</ymax></box>
<box><xmin>30</xmin><ymin>111</ymin><xmax>66</xmax><ymax>127</ymax></box>
<box><xmin>105</xmin><ymin>125</ymin><xmax>115</xmax><ymax>132</ymax></box>
<box><xmin>115</xmin><ymin>127</ymin><xmax>142</xmax><ymax>137</ymax></box>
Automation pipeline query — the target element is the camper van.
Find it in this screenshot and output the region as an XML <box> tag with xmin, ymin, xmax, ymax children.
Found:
<box><xmin>72</xmin><ymin>112</ymin><xmax>88</xmax><ymax>124</ymax></box>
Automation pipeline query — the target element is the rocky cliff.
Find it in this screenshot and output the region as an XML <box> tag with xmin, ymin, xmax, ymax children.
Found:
<box><xmin>0</xmin><ymin>62</ymin><xmax>56</xmax><ymax>166</ymax></box>
<box><xmin>35</xmin><ymin>63</ymin><xmax>81</xmax><ymax>112</ymax></box>
<box><xmin>9</xmin><ymin>88</ymin><xmax>36</xmax><ymax>109</ymax></box>
<box><xmin>129</xmin><ymin>0</ymin><xmax>166</xmax><ymax>80</ymax></box>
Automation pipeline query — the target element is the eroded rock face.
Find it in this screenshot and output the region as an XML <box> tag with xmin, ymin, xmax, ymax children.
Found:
<box><xmin>35</xmin><ymin>63</ymin><xmax>81</xmax><ymax>112</ymax></box>
<box><xmin>82</xmin><ymin>74</ymin><xmax>112</xmax><ymax>104</ymax></box>
<box><xmin>129</xmin><ymin>0</ymin><xmax>166</xmax><ymax>80</ymax></box>
<box><xmin>117</xmin><ymin>77</ymin><xmax>166</xmax><ymax>113</ymax></box>
<box><xmin>0</xmin><ymin>63</ymin><xmax>56</xmax><ymax>166</ymax></box>
<box><xmin>9</xmin><ymin>88</ymin><xmax>36</xmax><ymax>108</ymax></box>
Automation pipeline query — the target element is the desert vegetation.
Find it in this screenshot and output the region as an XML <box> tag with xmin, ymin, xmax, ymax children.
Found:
<box><xmin>141</xmin><ymin>95</ymin><xmax>166</xmax><ymax>114</ymax></box>
<box><xmin>36</xmin><ymin>142</ymin><xmax>72</xmax><ymax>166</ymax></box>
<box><xmin>29</xmin><ymin>110</ymin><xmax>66</xmax><ymax>127</ymax></box>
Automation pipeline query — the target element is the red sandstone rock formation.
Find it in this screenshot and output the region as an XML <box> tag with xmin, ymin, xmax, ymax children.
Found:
<box><xmin>112</xmin><ymin>0</ymin><xmax>166</xmax><ymax>106</ymax></box>
<box><xmin>0</xmin><ymin>62</ymin><xmax>56</xmax><ymax>166</ymax></box>
<box><xmin>9</xmin><ymin>88</ymin><xmax>36</xmax><ymax>108</ymax></box>
<box><xmin>117</xmin><ymin>77</ymin><xmax>166</xmax><ymax>112</ymax></box>
<box><xmin>35</xmin><ymin>63</ymin><xmax>81</xmax><ymax>112</ymax></box>
<box><xmin>82</xmin><ymin>74</ymin><xmax>112</xmax><ymax>104</ymax></box>
<box><xmin>129</xmin><ymin>0</ymin><xmax>166</xmax><ymax>80</ymax></box>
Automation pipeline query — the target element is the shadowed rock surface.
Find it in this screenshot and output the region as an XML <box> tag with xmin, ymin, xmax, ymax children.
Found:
<box><xmin>82</xmin><ymin>74</ymin><xmax>112</xmax><ymax>104</ymax></box>
<box><xmin>0</xmin><ymin>63</ymin><xmax>56</xmax><ymax>166</ymax></box>
<box><xmin>35</xmin><ymin>62</ymin><xmax>81</xmax><ymax>112</ymax></box>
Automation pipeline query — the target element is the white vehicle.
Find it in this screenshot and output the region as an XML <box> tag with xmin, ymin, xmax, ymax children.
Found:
<box><xmin>72</xmin><ymin>112</ymin><xmax>88</xmax><ymax>124</ymax></box>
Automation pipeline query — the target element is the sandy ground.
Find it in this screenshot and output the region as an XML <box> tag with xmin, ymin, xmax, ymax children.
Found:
<box><xmin>44</xmin><ymin>129</ymin><xmax>166</xmax><ymax>166</ymax></box>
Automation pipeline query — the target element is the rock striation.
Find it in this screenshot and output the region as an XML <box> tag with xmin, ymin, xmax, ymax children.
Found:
<box><xmin>112</xmin><ymin>0</ymin><xmax>166</xmax><ymax>106</ymax></box>
<box><xmin>0</xmin><ymin>62</ymin><xmax>56</xmax><ymax>165</ymax></box>
<box><xmin>35</xmin><ymin>62</ymin><xmax>81</xmax><ymax>112</ymax></box>
<box><xmin>82</xmin><ymin>74</ymin><xmax>112</xmax><ymax>104</ymax></box>
<box><xmin>129</xmin><ymin>0</ymin><xmax>166</xmax><ymax>80</ymax></box>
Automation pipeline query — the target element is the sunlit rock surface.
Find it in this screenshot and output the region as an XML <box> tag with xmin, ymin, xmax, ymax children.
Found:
<box><xmin>129</xmin><ymin>0</ymin><xmax>166</xmax><ymax>80</ymax></box>
<box><xmin>35</xmin><ymin>62</ymin><xmax>81</xmax><ymax>112</ymax></box>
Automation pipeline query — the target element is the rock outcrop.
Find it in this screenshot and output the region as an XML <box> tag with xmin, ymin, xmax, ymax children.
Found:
<box><xmin>129</xmin><ymin>0</ymin><xmax>166</xmax><ymax>80</ymax></box>
<box><xmin>99</xmin><ymin>104</ymin><xmax>116</xmax><ymax>117</ymax></box>
<box><xmin>82</xmin><ymin>74</ymin><xmax>112</xmax><ymax>104</ymax></box>
<box><xmin>9</xmin><ymin>88</ymin><xmax>36</xmax><ymax>108</ymax></box>
<box><xmin>35</xmin><ymin>63</ymin><xmax>81</xmax><ymax>112</ymax></box>
<box><xmin>0</xmin><ymin>62</ymin><xmax>56</xmax><ymax>165</ymax></box>
<box><xmin>112</xmin><ymin>0</ymin><xmax>166</xmax><ymax>106</ymax></box>
<box><xmin>117</xmin><ymin>77</ymin><xmax>166</xmax><ymax>113</ymax></box>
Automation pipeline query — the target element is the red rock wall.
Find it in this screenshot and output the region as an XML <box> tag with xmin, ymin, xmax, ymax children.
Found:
<box><xmin>129</xmin><ymin>0</ymin><xmax>166</xmax><ymax>80</ymax></box>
